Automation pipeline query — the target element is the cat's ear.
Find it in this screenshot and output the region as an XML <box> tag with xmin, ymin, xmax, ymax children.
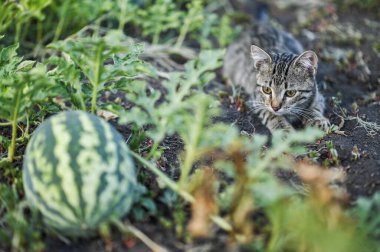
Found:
<box><xmin>251</xmin><ymin>45</ymin><xmax>272</xmax><ymax>70</ymax></box>
<box><xmin>293</xmin><ymin>51</ymin><xmax>318</xmax><ymax>76</ymax></box>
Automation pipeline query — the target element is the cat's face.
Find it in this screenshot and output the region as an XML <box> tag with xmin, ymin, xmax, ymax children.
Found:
<box><xmin>250</xmin><ymin>45</ymin><xmax>318</xmax><ymax>117</ymax></box>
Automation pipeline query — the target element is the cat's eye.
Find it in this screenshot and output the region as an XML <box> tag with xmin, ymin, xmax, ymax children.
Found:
<box><xmin>262</xmin><ymin>86</ymin><xmax>272</xmax><ymax>94</ymax></box>
<box><xmin>285</xmin><ymin>90</ymin><xmax>297</xmax><ymax>97</ymax></box>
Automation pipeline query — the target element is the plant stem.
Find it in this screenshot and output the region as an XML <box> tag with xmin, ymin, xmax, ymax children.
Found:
<box><xmin>112</xmin><ymin>218</ymin><xmax>168</xmax><ymax>252</ymax></box>
<box><xmin>178</xmin><ymin>102</ymin><xmax>204</xmax><ymax>188</ymax></box>
<box><xmin>250</xmin><ymin>138</ymin><xmax>291</xmax><ymax>179</ymax></box>
<box><xmin>146</xmin><ymin>140</ymin><xmax>160</xmax><ymax>160</ymax></box>
<box><xmin>53</xmin><ymin>0</ymin><xmax>70</xmax><ymax>42</ymax></box>
<box><xmin>24</xmin><ymin>114</ymin><xmax>30</xmax><ymax>139</ymax></box>
<box><xmin>21</xmin><ymin>21</ymin><xmax>30</xmax><ymax>44</ymax></box>
<box><xmin>71</xmin><ymin>92</ymin><xmax>86</xmax><ymax>111</ymax></box>
<box><xmin>175</xmin><ymin>19</ymin><xmax>189</xmax><ymax>48</ymax></box>
<box><xmin>131</xmin><ymin>151</ymin><xmax>194</xmax><ymax>202</ymax></box>
<box><xmin>33</xmin><ymin>20</ymin><xmax>43</xmax><ymax>57</ymax></box>
<box><xmin>118</xmin><ymin>20</ymin><xmax>125</xmax><ymax>32</ymax></box>
<box><xmin>152</xmin><ymin>32</ymin><xmax>160</xmax><ymax>44</ymax></box>
<box><xmin>266</xmin><ymin>206</ymin><xmax>282</xmax><ymax>252</ymax></box>
<box><xmin>130</xmin><ymin>151</ymin><xmax>235</xmax><ymax>233</ymax></box>
<box><xmin>91</xmin><ymin>42</ymin><xmax>104</xmax><ymax>113</ymax></box>
<box><xmin>8</xmin><ymin>90</ymin><xmax>21</xmax><ymax>162</ymax></box>
<box><xmin>77</xmin><ymin>94</ymin><xmax>86</xmax><ymax>111</ymax></box>
<box><xmin>37</xmin><ymin>20</ymin><xmax>43</xmax><ymax>47</ymax></box>
<box><xmin>178</xmin><ymin>143</ymin><xmax>195</xmax><ymax>187</ymax></box>
<box><xmin>209</xmin><ymin>215</ymin><xmax>233</xmax><ymax>232</ymax></box>
<box><xmin>15</xmin><ymin>21</ymin><xmax>22</xmax><ymax>44</ymax></box>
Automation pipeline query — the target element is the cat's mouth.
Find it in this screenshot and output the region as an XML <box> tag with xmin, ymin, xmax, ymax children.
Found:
<box><xmin>272</xmin><ymin>110</ymin><xmax>283</xmax><ymax>116</ymax></box>
<box><xmin>268</xmin><ymin>107</ymin><xmax>288</xmax><ymax>116</ymax></box>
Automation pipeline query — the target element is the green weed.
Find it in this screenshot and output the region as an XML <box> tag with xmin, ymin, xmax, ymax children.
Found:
<box><xmin>0</xmin><ymin>43</ymin><xmax>56</xmax><ymax>162</ymax></box>
<box><xmin>0</xmin><ymin>184</ymin><xmax>44</xmax><ymax>252</ymax></box>
<box><xmin>48</xmin><ymin>32</ymin><xmax>156</xmax><ymax>113</ymax></box>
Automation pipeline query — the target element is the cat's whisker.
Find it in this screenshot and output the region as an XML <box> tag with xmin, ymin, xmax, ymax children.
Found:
<box><xmin>290</xmin><ymin>108</ymin><xmax>311</xmax><ymax>117</ymax></box>
<box><xmin>290</xmin><ymin>109</ymin><xmax>313</xmax><ymax>120</ymax></box>
<box><xmin>250</xmin><ymin>102</ymin><xmax>266</xmax><ymax>106</ymax></box>
<box><xmin>249</xmin><ymin>106</ymin><xmax>264</xmax><ymax>113</ymax></box>
<box><xmin>289</xmin><ymin>110</ymin><xmax>312</xmax><ymax>120</ymax></box>
<box><xmin>292</xmin><ymin>107</ymin><xmax>315</xmax><ymax>114</ymax></box>
<box><xmin>291</xmin><ymin>107</ymin><xmax>314</xmax><ymax>115</ymax></box>
<box><xmin>288</xmin><ymin>111</ymin><xmax>304</xmax><ymax>121</ymax></box>
<box><xmin>248</xmin><ymin>102</ymin><xmax>266</xmax><ymax>113</ymax></box>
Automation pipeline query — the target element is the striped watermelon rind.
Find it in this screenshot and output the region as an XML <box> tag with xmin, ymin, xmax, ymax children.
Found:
<box><xmin>23</xmin><ymin>111</ymin><xmax>136</xmax><ymax>236</ymax></box>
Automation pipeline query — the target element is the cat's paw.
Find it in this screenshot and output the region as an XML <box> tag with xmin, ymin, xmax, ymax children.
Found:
<box><xmin>268</xmin><ymin>123</ymin><xmax>294</xmax><ymax>134</ymax></box>
<box><xmin>307</xmin><ymin>117</ymin><xmax>330</xmax><ymax>132</ymax></box>
<box><xmin>269</xmin><ymin>125</ymin><xmax>294</xmax><ymax>139</ymax></box>
<box><xmin>282</xmin><ymin>125</ymin><xmax>295</xmax><ymax>134</ymax></box>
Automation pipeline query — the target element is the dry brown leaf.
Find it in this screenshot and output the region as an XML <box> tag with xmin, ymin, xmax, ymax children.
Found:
<box><xmin>296</xmin><ymin>161</ymin><xmax>348</xmax><ymax>205</ymax></box>
<box><xmin>187</xmin><ymin>168</ymin><xmax>218</xmax><ymax>238</ymax></box>
<box><xmin>97</xmin><ymin>110</ymin><xmax>119</xmax><ymax>121</ymax></box>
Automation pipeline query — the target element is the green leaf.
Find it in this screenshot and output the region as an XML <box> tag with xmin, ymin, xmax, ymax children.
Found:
<box><xmin>16</xmin><ymin>60</ymin><xmax>36</xmax><ymax>72</ymax></box>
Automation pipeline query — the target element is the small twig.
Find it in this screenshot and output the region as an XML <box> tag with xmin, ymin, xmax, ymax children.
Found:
<box><xmin>156</xmin><ymin>71</ymin><xmax>170</xmax><ymax>79</ymax></box>
<box><xmin>47</xmin><ymin>228</ymin><xmax>72</xmax><ymax>245</ymax></box>
<box><xmin>338</xmin><ymin>114</ymin><xmax>345</xmax><ymax>130</ymax></box>
<box><xmin>0</xmin><ymin>122</ymin><xmax>11</xmax><ymax>126</ymax></box>
<box><xmin>330</xmin><ymin>106</ymin><xmax>347</xmax><ymax>136</ymax></box>
<box><xmin>112</xmin><ymin>219</ymin><xmax>168</xmax><ymax>252</ymax></box>
<box><xmin>347</xmin><ymin>115</ymin><xmax>380</xmax><ymax>137</ymax></box>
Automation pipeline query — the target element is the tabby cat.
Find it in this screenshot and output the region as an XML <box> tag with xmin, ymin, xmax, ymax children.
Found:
<box><xmin>223</xmin><ymin>25</ymin><xmax>330</xmax><ymax>133</ymax></box>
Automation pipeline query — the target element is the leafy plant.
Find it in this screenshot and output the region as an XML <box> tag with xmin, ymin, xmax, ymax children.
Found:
<box><xmin>0</xmin><ymin>0</ymin><xmax>115</xmax><ymax>52</ymax></box>
<box><xmin>0</xmin><ymin>44</ymin><xmax>56</xmax><ymax>162</ymax></box>
<box><xmin>353</xmin><ymin>192</ymin><xmax>380</xmax><ymax>242</ymax></box>
<box><xmin>50</xmin><ymin>0</ymin><xmax>113</xmax><ymax>41</ymax></box>
<box><xmin>113</xmin><ymin>0</ymin><xmax>139</xmax><ymax>32</ymax></box>
<box><xmin>0</xmin><ymin>1</ymin><xmax>19</xmax><ymax>35</ymax></box>
<box><xmin>212</xmin><ymin>14</ymin><xmax>241</xmax><ymax>48</ymax></box>
<box><xmin>198</xmin><ymin>13</ymin><xmax>240</xmax><ymax>49</ymax></box>
<box><xmin>11</xmin><ymin>0</ymin><xmax>53</xmax><ymax>45</ymax></box>
<box><xmin>136</xmin><ymin>0</ymin><xmax>182</xmax><ymax>44</ymax></box>
<box><xmin>120</xmin><ymin>49</ymin><xmax>224</xmax><ymax>157</ymax></box>
<box><xmin>0</xmin><ymin>184</ymin><xmax>44</xmax><ymax>252</ymax></box>
<box><xmin>48</xmin><ymin>32</ymin><xmax>155</xmax><ymax>113</ymax></box>
<box><xmin>325</xmin><ymin>140</ymin><xmax>339</xmax><ymax>166</ymax></box>
<box><xmin>175</xmin><ymin>0</ymin><xmax>204</xmax><ymax>48</ymax></box>
<box><xmin>263</xmin><ymin>162</ymin><xmax>372</xmax><ymax>252</ymax></box>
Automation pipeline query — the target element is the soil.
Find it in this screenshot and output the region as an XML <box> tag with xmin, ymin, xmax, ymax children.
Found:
<box><xmin>273</xmin><ymin>4</ymin><xmax>380</xmax><ymax>200</ymax></box>
<box><xmin>2</xmin><ymin>2</ymin><xmax>379</xmax><ymax>252</ymax></box>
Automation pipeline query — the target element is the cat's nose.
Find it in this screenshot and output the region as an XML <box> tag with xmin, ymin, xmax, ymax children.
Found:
<box><xmin>271</xmin><ymin>100</ymin><xmax>281</xmax><ymax>111</ymax></box>
<box><xmin>271</xmin><ymin>105</ymin><xmax>281</xmax><ymax>111</ymax></box>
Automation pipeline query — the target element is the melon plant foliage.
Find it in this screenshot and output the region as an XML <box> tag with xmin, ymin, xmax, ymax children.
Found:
<box><xmin>0</xmin><ymin>43</ymin><xmax>57</xmax><ymax>162</ymax></box>
<box><xmin>48</xmin><ymin>33</ymin><xmax>156</xmax><ymax>113</ymax></box>
<box><xmin>22</xmin><ymin>111</ymin><xmax>136</xmax><ymax>236</ymax></box>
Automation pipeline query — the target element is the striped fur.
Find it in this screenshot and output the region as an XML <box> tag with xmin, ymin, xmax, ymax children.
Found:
<box><xmin>23</xmin><ymin>111</ymin><xmax>136</xmax><ymax>236</ymax></box>
<box><xmin>223</xmin><ymin>25</ymin><xmax>329</xmax><ymax>132</ymax></box>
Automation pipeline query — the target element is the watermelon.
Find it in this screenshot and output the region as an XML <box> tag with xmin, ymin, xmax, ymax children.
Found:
<box><xmin>22</xmin><ymin>111</ymin><xmax>136</xmax><ymax>236</ymax></box>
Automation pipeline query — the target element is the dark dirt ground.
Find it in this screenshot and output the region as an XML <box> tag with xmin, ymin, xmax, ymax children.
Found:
<box><xmin>275</xmin><ymin>4</ymin><xmax>380</xmax><ymax>199</ymax></box>
<box><xmin>215</xmin><ymin>2</ymin><xmax>380</xmax><ymax>202</ymax></box>
<box><xmin>4</xmin><ymin>2</ymin><xmax>380</xmax><ymax>252</ymax></box>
